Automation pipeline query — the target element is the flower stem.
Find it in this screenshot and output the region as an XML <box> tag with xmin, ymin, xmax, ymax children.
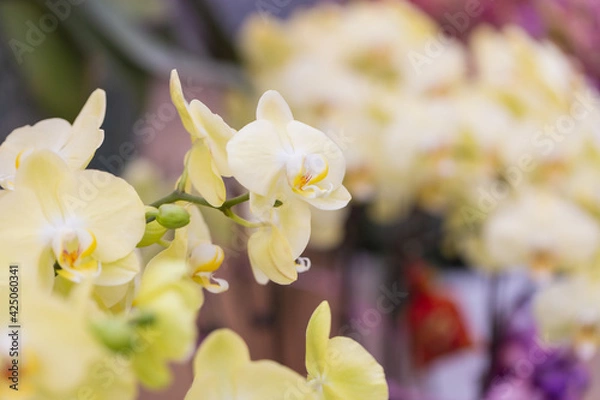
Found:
<box><xmin>150</xmin><ymin>191</ymin><xmax>212</xmax><ymax>209</ymax></box>
<box><xmin>175</xmin><ymin>166</ymin><xmax>189</xmax><ymax>193</ymax></box>
<box><xmin>147</xmin><ymin>191</ymin><xmax>254</xmax><ymax>227</ymax></box>
<box><xmin>222</xmin><ymin>208</ymin><xmax>262</xmax><ymax>229</ymax></box>
<box><xmin>222</xmin><ymin>192</ymin><xmax>250</xmax><ymax>208</ymax></box>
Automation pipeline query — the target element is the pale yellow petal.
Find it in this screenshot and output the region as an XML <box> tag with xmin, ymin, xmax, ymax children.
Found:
<box><xmin>278</xmin><ymin>199</ymin><xmax>311</xmax><ymax>259</ymax></box>
<box><xmin>63</xmin><ymin>169</ymin><xmax>146</xmax><ymax>262</ymax></box>
<box><xmin>133</xmin><ymin>348</ymin><xmax>173</xmax><ymax>390</ymax></box>
<box><xmin>187</xmin><ymin>205</ymin><xmax>213</xmax><ymax>245</ymax></box>
<box><xmin>148</xmin><ymin>229</ymin><xmax>188</xmax><ymax>269</ymax></box>
<box><xmin>93</xmin><ymin>280</ymin><xmax>135</xmax><ymax>310</ymax></box>
<box><xmin>2</xmin><ymin>119</ymin><xmax>71</xmax><ymax>152</ymax></box>
<box><xmin>306</xmin><ymin>301</ymin><xmax>332</xmax><ymax>378</ymax></box>
<box><xmin>62</xmin><ymin>89</ymin><xmax>106</xmax><ymax>169</ymax></box>
<box><xmin>249</xmin><ymin>192</ymin><xmax>278</xmax><ymax>218</ymax></box>
<box><xmin>0</xmin><ymin>122</ymin><xmax>68</xmax><ymax>189</ymax></box>
<box><xmin>143</xmin><ymin>290</ymin><xmax>199</xmax><ymax>359</ymax></box>
<box><xmin>170</xmin><ymin>69</ymin><xmax>234</xmax><ymax>177</ymax></box>
<box><xmin>193</xmin><ymin>329</ymin><xmax>250</xmax><ymax>383</ymax></box>
<box><xmin>321</xmin><ymin>337</ymin><xmax>388</xmax><ymax>400</ymax></box>
<box><xmin>0</xmin><ymin>90</ymin><xmax>105</xmax><ymax>185</ymax></box>
<box><xmin>189</xmin><ymin>99</ymin><xmax>234</xmax><ymax>176</ymax></box>
<box><xmin>251</xmin><ymin>264</ymin><xmax>271</xmax><ymax>285</ymax></box>
<box><xmin>0</xmin><ymin>188</ymin><xmax>52</xmax><ymax>288</ymax></box>
<box><xmin>186</xmin><ymin>337</ymin><xmax>314</xmax><ymax>400</ymax></box>
<box><xmin>23</xmin><ymin>291</ymin><xmax>104</xmax><ymax>394</ymax></box>
<box><xmin>248</xmin><ymin>226</ymin><xmax>298</xmax><ymax>285</ymax></box>
<box><xmin>237</xmin><ymin>361</ymin><xmax>311</xmax><ymax>400</ymax></box>
<box><xmin>227</xmin><ymin>120</ymin><xmax>286</xmax><ymax>195</ymax></box>
<box><xmin>185</xmin><ymin>375</ymin><xmax>228</xmax><ymax>400</ymax></box>
<box><xmin>198</xmin><ymin>274</ymin><xmax>229</xmax><ymax>293</ymax></box>
<box><xmin>256</xmin><ymin>90</ymin><xmax>294</xmax><ymax>130</ymax></box>
<box><xmin>170</xmin><ymin>69</ymin><xmax>197</xmax><ymax>136</ymax></box>
<box><xmin>302</xmin><ymin>185</ymin><xmax>352</xmax><ymax>211</ymax></box>
<box><xmin>187</xmin><ymin>141</ymin><xmax>227</xmax><ymax>207</ymax></box>
<box><xmin>287</xmin><ymin>121</ymin><xmax>346</xmax><ymax>189</ymax></box>
<box><xmin>95</xmin><ymin>251</ymin><xmax>141</xmax><ymax>286</ymax></box>
<box><xmin>190</xmin><ymin>242</ymin><xmax>224</xmax><ymax>273</ymax></box>
<box><xmin>15</xmin><ymin>150</ymin><xmax>71</xmax><ymax>221</ymax></box>
<box><xmin>72</xmin><ymin>89</ymin><xmax>106</xmax><ymax>132</ymax></box>
<box><xmin>136</xmin><ymin>260</ymin><xmax>189</xmax><ymax>304</ymax></box>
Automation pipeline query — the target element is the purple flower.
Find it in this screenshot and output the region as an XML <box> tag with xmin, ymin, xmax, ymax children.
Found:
<box><xmin>484</xmin><ymin>306</ymin><xmax>589</xmax><ymax>400</ymax></box>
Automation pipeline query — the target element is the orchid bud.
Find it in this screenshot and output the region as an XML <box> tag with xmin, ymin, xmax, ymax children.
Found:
<box><xmin>156</xmin><ymin>204</ymin><xmax>190</xmax><ymax>229</ymax></box>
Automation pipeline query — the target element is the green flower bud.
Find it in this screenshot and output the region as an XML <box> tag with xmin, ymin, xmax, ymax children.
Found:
<box><xmin>91</xmin><ymin>319</ymin><xmax>135</xmax><ymax>353</ymax></box>
<box><xmin>156</xmin><ymin>204</ymin><xmax>190</xmax><ymax>229</ymax></box>
<box><xmin>137</xmin><ymin>220</ymin><xmax>168</xmax><ymax>247</ymax></box>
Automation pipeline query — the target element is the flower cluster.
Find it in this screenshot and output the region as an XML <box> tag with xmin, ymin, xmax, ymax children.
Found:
<box><xmin>240</xmin><ymin>1</ymin><xmax>600</xmax><ymax>358</ymax></box>
<box><xmin>0</xmin><ymin>73</ymin><xmax>386</xmax><ymax>397</ymax></box>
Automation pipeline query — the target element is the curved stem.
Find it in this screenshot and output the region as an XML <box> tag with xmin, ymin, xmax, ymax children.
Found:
<box><xmin>223</xmin><ymin>208</ymin><xmax>262</xmax><ymax>229</ymax></box>
<box><xmin>176</xmin><ymin>165</ymin><xmax>189</xmax><ymax>193</ymax></box>
<box><xmin>147</xmin><ymin>191</ymin><xmax>254</xmax><ymax>227</ymax></box>
<box><xmin>222</xmin><ymin>193</ymin><xmax>250</xmax><ymax>209</ymax></box>
<box><xmin>149</xmin><ymin>191</ymin><xmax>212</xmax><ymax>209</ymax></box>
<box><xmin>157</xmin><ymin>239</ymin><xmax>172</xmax><ymax>248</ymax></box>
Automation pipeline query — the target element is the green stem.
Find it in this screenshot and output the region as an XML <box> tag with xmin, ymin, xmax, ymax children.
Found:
<box><xmin>223</xmin><ymin>208</ymin><xmax>262</xmax><ymax>229</ymax></box>
<box><xmin>222</xmin><ymin>193</ymin><xmax>250</xmax><ymax>209</ymax></box>
<box><xmin>147</xmin><ymin>191</ymin><xmax>255</xmax><ymax>227</ymax></box>
<box><xmin>157</xmin><ymin>239</ymin><xmax>172</xmax><ymax>248</ymax></box>
<box><xmin>176</xmin><ymin>166</ymin><xmax>189</xmax><ymax>193</ymax></box>
<box><xmin>150</xmin><ymin>191</ymin><xmax>212</xmax><ymax>209</ymax></box>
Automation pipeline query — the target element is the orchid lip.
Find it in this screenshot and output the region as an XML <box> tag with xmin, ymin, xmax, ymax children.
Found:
<box><xmin>287</xmin><ymin>153</ymin><xmax>331</xmax><ymax>197</ymax></box>
<box><xmin>51</xmin><ymin>227</ymin><xmax>101</xmax><ymax>282</ymax></box>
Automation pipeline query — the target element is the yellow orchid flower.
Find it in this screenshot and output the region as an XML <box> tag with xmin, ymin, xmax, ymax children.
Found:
<box><xmin>227</xmin><ymin>90</ymin><xmax>351</xmax><ymax>213</ymax></box>
<box><xmin>0</xmin><ymin>282</ymin><xmax>137</xmax><ymax>400</ymax></box>
<box><xmin>185</xmin><ymin>329</ymin><xmax>313</xmax><ymax>400</ymax></box>
<box><xmin>148</xmin><ymin>205</ymin><xmax>228</xmax><ymax>293</ymax></box>
<box><xmin>305</xmin><ymin>301</ymin><xmax>388</xmax><ymax>400</ymax></box>
<box><xmin>247</xmin><ymin>195</ymin><xmax>311</xmax><ymax>285</ymax></box>
<box><xmin>170</xmin><ymin>69</ymin><xmax>235</xmax><ymax>206</ymax></box>
<box><xmin>185</xmin><ymin>302</ymin><xmax>387</xmax><ymax>400</ymax></box>
<box><xmin>128</xmin><ymin>258</ymin><xmax>204</xmax><ymax>389</ymax></box>
<box><xmin>0</xmin><ymin>89</ymin><xmax>105</xmax><ymax>190</ymax></box>
<box><xmin>0</xmin><ymin>151</ymin><xmax>145</xmax><ymax>291</ymax></box>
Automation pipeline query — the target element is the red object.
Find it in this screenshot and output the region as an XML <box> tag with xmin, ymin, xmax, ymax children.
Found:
<box><xmin>405</xmin><ymin>262</ymin><xmax>472</xmax><ymax>368</ymax></box>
